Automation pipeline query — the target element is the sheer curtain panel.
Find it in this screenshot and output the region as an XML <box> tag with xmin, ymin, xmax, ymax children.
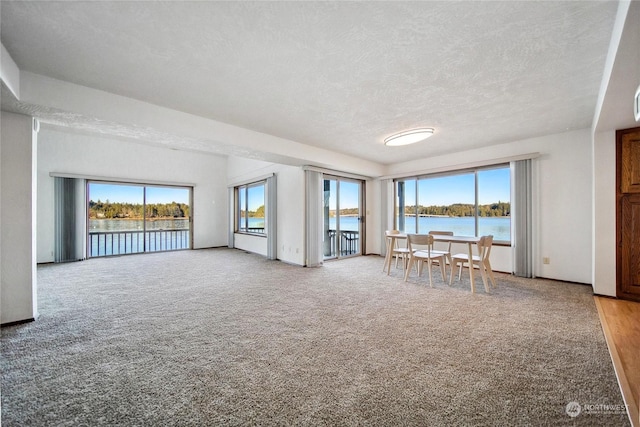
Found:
<box><xmin>511</xmin><ymin>159</ymin><xmax>533</xmax><ymax>277</ymax></box>
<box><xmin>228</xmin><ymin>187</ymin><xmax>235</xmax><ymax>249</ymax></box>
<box><xmin>305</xmin><ymin>170</ymin><xmax>323</xmax><ymax>267</ymax></box>
<box><xmin>266</xmin><ymin>175</ymin><xmax>277</xmax><ymax>260</ymax></box>
<box><xmin>380</xmin><ymin>179</ymin><xmax>393</xmax><ymax>257</ymax></box>
<box><xmin>54</xmin><ymin>177</ymin><xmax>86</xmax><ymax>263</ymax></box>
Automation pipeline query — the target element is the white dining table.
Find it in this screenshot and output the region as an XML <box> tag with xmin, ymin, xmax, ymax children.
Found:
<box><xmin>384</xmin><ymin>233</ymin><xmax>486</xmax><ymax>291</ymax></box>
<box><xmin>383</xmin><ymin>232</ymin><xmax>407</xmax><ymax>275</ymax></box>
<box><xmin>432</xmin><ymin>234</ymin><xmax>483</xmax><ymax>292</ymax></box>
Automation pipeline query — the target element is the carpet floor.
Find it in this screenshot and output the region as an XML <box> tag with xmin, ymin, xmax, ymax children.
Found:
<box><xmin>1</xmin><ymin>248</ymin><xmax>630</xmax><ymax>426</ymax></box>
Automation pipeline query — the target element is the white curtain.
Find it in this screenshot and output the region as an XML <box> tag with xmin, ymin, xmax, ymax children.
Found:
<box><xmin>54</xmin><ymin>177</ymin><xmax>86</xmax><ymax>263</ymax></box>
<box><xmin>266</xmin><ymin>175</ymin><xmax>277</xmax><ymax>260</ymax></box>
<box><xmin>305</xmin><ymin>170</ymin><xmax>323</xmax><ymax>267</ymax></box>
<box><xmin>511</xmin><ymin>159</ymin><xmax>533</xmax><ymax>277</ymax></box>
<box><xmin>380</xmin><ymin>179</ymin><xmax>393</xmax><ymax>257</ymax></box>
<box><xmin>228</xmin><ymin>187</ymin><xmax>235</xmax><ymax>249</ymax></box>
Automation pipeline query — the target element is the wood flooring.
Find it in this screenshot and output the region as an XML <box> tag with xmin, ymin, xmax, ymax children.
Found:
<box><xmin>595</xmin><ymin>296</ymin><xmax>640</xmax><ymax>427</ymax></box>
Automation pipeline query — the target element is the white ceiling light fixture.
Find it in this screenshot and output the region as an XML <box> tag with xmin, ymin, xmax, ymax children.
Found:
<box><xmin>384</xmin><ymin>128</ymin><xmax>435</xmax><ymax>146</ymax></box>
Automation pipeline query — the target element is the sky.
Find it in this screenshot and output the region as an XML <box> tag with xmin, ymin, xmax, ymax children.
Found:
<box><xmin>404</xmin><ymin>167</ymin><xmax>510</xmax><ymax>206</ymax></box>
<box><xmin>89</xmin><ymin>183</ymin><xmax>190</xmax><ymax>204</ymax></box>
<box><xmin>88</xmin><ymin>168</ymin><xmax>509</xmax><ymax>210</ymax></box>
<box><xmin>325</xmin><ymin>179</ymin><xmax>360</xmax><ymax>210</ymax></box>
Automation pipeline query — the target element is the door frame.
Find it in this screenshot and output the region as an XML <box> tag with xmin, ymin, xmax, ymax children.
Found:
<box><xmin>322</xmin><ymin>175</ymin><xmax>365</xmax><ymax>260</ymax></box>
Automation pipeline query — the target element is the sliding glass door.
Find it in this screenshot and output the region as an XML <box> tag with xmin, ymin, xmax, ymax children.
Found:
<box><xmin>323</xmin><ymin>176</ymin><xmax>363</xmax><ymax>259</ymax></box>
<box><xmin>88</xmin><ymin>182</ymin><xmax>191</xmax><ymax>257</ymax></box>
<box><xmin>144</xmin><ymin>186</ymin><xmax>191</xmax><ymax>252</ymax></box>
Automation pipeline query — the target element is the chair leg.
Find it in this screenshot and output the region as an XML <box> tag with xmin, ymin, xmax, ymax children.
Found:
<box><xmin>404</xmin><ymin>257</ymin><xmax>414</xmax><ymax>282</ymax></box>
<box><xmin>469</xmin><ymin>264</ymin><xmax>476</xmax><ymax>294</ymax></box>
<box><xmin>479</xmin><ymin>263</ymin><xmax>490</xmax><ymax>293</ymax></box>
<box><xmin>485</xmin><ymin>260</ymin><xmax>497</xmax><ymax>287</ymax></box>
<box><xmin>449</xmin><ymin>261</ymin><xmax>457</xmax><ymax>286</ymax></box>
<box><xmin>439</xmin><ymin>260</ymin><xmax>446</xmax><ymax>283</ymax></box>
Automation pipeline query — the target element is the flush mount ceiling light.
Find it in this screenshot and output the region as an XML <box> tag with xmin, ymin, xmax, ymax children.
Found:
<box><xmin>384</xmin><ymin>128</ymin><xmax>435</xmax><ymax>146</ymax></box>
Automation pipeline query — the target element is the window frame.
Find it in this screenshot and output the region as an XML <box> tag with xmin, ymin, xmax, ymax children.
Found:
<box><xmin>235</xmin><ymin>180</ymin><xmax>267</xmax><ymax>236</ymax></box>
<box><xmin>394</xmin><ymin>164</ymin><xmax>511</xmax><ymax>245</ymax></box>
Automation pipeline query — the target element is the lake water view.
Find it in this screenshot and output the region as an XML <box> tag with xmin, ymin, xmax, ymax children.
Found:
<box><xmin>89</xmin><ymin>215</ymin><xmax>510</xmax><ymax>258</ymax></box>
<box><xmin>244</xmin><ymin>216</ymin><xmax>510</xmax><ymax>241</ymax></box>
<box><xmin>90</xmin><ymin>218</ymin><xmax>189</xmax><ymax>232</ymax></box>
<box><xmin>89</xmin><ymin>219</ymin><xmax>190</xmax><ymax>257</ymax></box>
<box><xmin>329</xmin><ymin>216</ymin><xmax>511</xmax><ymax>242</ymax></box>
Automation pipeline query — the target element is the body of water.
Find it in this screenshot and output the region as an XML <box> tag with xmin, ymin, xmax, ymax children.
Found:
<box><xmin>89</xmin><ymin>215</ymin><xmax>510</xmax><ymax>256</ymax></box>
<box><xmin>89</xmin><ymin>219</ymin><xmax>190</xmax><ymax>257</ymax></box>
<box><xmin>329</xmin><ymin>215</ymin><xmax>510</xmax><ymax>242</ymax></box>
<box><xmin>90</xmin><ymin>218</ymin><xmax>189</xmax><ymax>232</ymax></box>
<box><xmin>400</xmin><ymin>216</ymin><xmax>511</xmax><ymax>242</ymax></box>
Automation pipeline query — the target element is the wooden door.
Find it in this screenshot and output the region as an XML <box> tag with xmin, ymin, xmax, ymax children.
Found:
<box><xmin>617</xmin><ymin>127</ymin><xmax>640</xmax><ymax>301</ymax></box>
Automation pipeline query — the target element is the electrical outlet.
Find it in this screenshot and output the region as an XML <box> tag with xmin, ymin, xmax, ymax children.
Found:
<box><xmin>543</xmin><ymin>257</ymin><xmax>550</xmax><ymax>265</ymax></box>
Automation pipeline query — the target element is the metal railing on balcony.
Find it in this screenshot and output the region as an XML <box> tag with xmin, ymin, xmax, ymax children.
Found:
<box><xmin>89</xmin><ymin>229</ymin><xmax>190</xmax><ymax>257</ymax></box>
<box><xmin>324</xmin><ymin>229</ymin><xmax>359</xmax><ymax>258</ymax></box>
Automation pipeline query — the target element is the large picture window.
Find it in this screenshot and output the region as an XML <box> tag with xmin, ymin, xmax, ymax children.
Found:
<box><xmin>236</xmin><ymin>181</ymin><xmax>266</xmax><ymax>235</ymax></box>
<box><xmin>88</xmin><ymin>182</ymin><xmax>192</xmax><ymax>257</ymax></box>
<box><xmin>395</xmin><ymin>165</ymin><xmax>511</xmax><ymax>243</ymax></box>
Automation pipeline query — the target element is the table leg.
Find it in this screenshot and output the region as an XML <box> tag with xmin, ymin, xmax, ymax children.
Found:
<box><xmin>386</xmin><ymin>237</ymin><xmax>395</xmax><ymax>275</ymax></box>
<box><xmin>383</xmin><ymin>237</ymin><xmax>390</xmax><ymax>272</ymax></box>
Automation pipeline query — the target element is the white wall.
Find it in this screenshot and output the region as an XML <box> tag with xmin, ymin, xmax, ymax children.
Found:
<box><xmin>386</xmin><ymin>128</ymin><xmax>594</xmax><ymax>284</ymax></box>
<box><xmin>227</xmin><ymin>156</ymin><xmax>306</xmax><ymax>265</ymax></box>
<box><xmin>37</xmin><ymin>127</ymin><xmax>228</xmax><ymax>263</ymax></box>
<box><xmin>1</xmin><ymin>112</ymin><xmax>38</xmax><ymax>323</ymax></box>
<box><xmin>590</xmin><ymin>1</ymin><xmax>640</xmax><ymax>297</ymax></box>
<box><xmin>592</xmin><ymin>131</ymin><xmax>617</xmax><ymax>296</ymax></box>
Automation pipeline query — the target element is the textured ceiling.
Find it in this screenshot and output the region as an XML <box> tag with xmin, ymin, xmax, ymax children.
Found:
<box><xmin>0</xmin><ymin>1</ymin><xmax>618</xmax><ymax>165</ymax></box>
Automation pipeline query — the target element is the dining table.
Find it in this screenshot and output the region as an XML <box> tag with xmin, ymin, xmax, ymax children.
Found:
<box><xmin>383</xmin><ymin>232</ymin><xmax>407</xmax><ymax>275</ymax></box>
<box><xmin>432</xmin><ymin>235</ymin><xmax>482</xmax><ymax>291</ymax></box>
<box><xmin>384</xmin><ymin>233</ymin><xmax>484</xmax><ymax>291</ymax></box>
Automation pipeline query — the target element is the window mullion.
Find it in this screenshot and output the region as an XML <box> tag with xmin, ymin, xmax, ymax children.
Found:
<box><xmin>474</xmin><ymin>171</ymin><xmax>479</xmax><ymax>237</ymax></box>
<box><xmin>244</xmin><ymin>187</ymin><xmax>249</xmax><ymax>231</ymax></box>
<box><xmin>415</xmin><ymin>179</ymin><xmax>419</xmax><ymax>233</ymax></box>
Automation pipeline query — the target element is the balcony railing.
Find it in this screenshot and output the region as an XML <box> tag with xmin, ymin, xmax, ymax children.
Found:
<box><xmin>89</xmin><ymin>229</ymin><xmax>190</xmax><ymax>257</ymax></box>
<box><xmin>324</xmin><ymin>229</ymin><xmax>359</xmax><ymax>257</ymax></box>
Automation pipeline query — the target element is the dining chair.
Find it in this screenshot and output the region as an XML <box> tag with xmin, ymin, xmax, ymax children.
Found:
<box><xmin>428</xmin><ymin>230</ymin><xmax>453</xmax><ymax>269</ymax></box>
<box><xmin>384</xmin><ymin>230</ymin><xmax>411</xmax><ymax>275</ymax></box>
<box><xmin>450</xmin><ymin>235</ymin><xmax>496</xmax><ymax>292</ymax></box>
<box><xmin>403</xmin><ymin>234</ymin><xmax>447</xmax><ymax>287</ymax></box>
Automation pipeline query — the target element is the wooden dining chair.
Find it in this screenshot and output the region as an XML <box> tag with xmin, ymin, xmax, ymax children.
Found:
<box><xmin>450</xmin><ymin>235</ymin><xmax>496</xmax><ymax>292</ymax></box>
<box><xmin>428</xmin><ymin>230</ymin><xmax>453</xmax><ymax>268</ymax></box>
<box><xmin>403</xmin><ymin>234</ymin><xmax>447</xmax><ymax>287</ymax></box>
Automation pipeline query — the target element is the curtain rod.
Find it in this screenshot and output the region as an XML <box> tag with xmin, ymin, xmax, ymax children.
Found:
<box><xmin>49</xmin><ymin>172</ymin><xmax>196</xmax><ymax>188</ymax></box>
<box><xmin>377</xmin><ymin>152</ymin><xmax>540</xmax><ymax>180</ymax></box>
<box><xmin>301</xmin><ymin>165</ymin><xmax>373</xmax><ymax>181</ymax></box>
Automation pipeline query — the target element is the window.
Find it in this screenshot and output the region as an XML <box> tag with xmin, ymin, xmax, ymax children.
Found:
<box><xmin>395</xmin><ymin>165</ymin><xmax>511</xmax><ymax>243</ymax></box>
<box><xmin>87</xmin><ymin>182</ymin><xmax>192</xmax><ymax>257</ymax></box>
<box><xmin>236</xmin><ymin>181</ymin><xmax>266</xmax><ymax>235</ymax></box>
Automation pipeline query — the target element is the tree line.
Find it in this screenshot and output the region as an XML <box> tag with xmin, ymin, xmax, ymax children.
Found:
<box><xmin>240</xmin><ymin>205</ymin><xmax>265</xmax><ymax>218</ymax></box>
<box><xmin>404</xmin><ymin>202</ymin><xmax>510</xmax><ymax>217</ymax></box>
<box><xmin>89</xmin><ymin>200</ymin><xmax>190</xmax><ymax>219</ymax></box>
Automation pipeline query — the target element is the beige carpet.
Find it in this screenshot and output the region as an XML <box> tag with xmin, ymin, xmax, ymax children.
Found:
<box><xmin>1</xmin><ymin>248</ymin><xmax>630</xmax><ymax>426</ymax></box>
